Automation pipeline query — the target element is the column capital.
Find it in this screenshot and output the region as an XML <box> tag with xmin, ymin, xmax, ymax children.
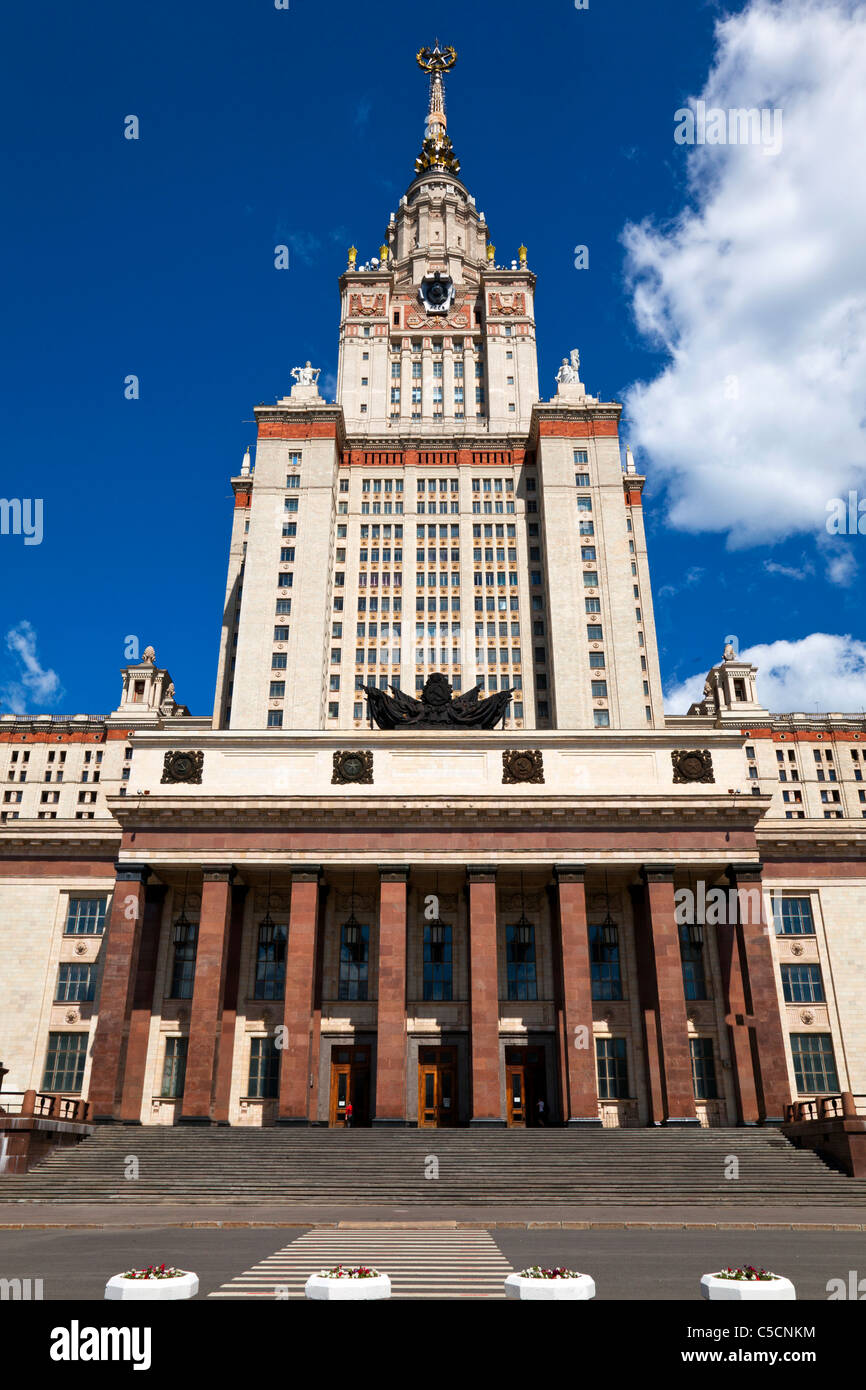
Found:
<box><xmin>640</xmin><ymin>864</ymin><xmax>676</xmax><ymax>884</ymax></box>
<box><xmin>466</xmin><ymin>865</ymin><xmax>497</xmax><ymax>883</ymax></box>
<box><xmin>554</xmin><ymin>864</ymin><xmax>586</xmax><ymax>884</ymax></box>
<box><xmin>379</xmin><ymin>865</ymin><xmax>410</xmax><ymax>882</ymax></box>
<box><xmin>113</xmin><ymin>863</ymin><xmax>151</xmax><ymax>885</ymax></box>
<box><xmin>291</xmin><ymin>866</ymin><xmax>322</xmax><ymax>884</ymax></box>
<box><xmin>726</xmin><ymin>862</ymin><xmax>764</xmax><ymax>884</ymax></box>
<box><xmin>201</xmin><ymin>865</ymin><xmax>237</xmax><ymax>884</ymax></box>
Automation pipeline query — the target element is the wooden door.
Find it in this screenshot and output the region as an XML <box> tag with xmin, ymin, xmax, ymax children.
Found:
<box><xmin>418</xmin><ymin>1047</ymin><xmax>457</xmax><ymax>1128</ymax></box>
<box><xmin>329</xmin><ymin>1046</ymin><xmax>371</xmax><ymax>1126</ymax></box>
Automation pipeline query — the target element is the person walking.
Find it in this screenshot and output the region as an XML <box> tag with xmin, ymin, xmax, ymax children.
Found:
<box><xmin>535</xmin><ymin>1096</ymin><xmax>546</xmax><ymax>1127</ymax></box>
<box><xmin>345</xmin><ymin>1100</ymin><xmax>354</xmax><ymax>1129</ymax></box>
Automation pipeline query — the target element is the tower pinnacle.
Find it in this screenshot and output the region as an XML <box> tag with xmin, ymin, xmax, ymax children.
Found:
<box><xmin>414</xmin><ymin>43</ymin><xmax>460</xmax><ymax>176</ymax></box>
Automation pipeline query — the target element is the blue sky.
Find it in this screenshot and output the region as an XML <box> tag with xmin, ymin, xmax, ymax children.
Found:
<box><xmin>2</xmin><ymin>0</ymin><xmax>864</xmax><ymax>718</ymax></box>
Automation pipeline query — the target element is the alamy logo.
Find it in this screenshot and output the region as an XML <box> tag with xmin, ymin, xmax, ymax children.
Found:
<box><xmin>0</xmin><ymin>1277</ymin><xmax>44</xmax><ymax>1299</ymax></box>
<box><xmin>674</xmin><ymin>101</ymin><xmax>783</xmax><ymax>155</ymax></box>
<box><xmin>0</xmin><ymin>498</ymin><xmax>43</xmax><ymax>545</ymax></box>
<box><xmin>50</xmin><ymin>1321</ymin><xmax>152</xmax><ymax>1372</ymax></box>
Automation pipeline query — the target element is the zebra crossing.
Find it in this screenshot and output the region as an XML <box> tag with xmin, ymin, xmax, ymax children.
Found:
<box><xmin>208</xmin><ymin>1228</ymin><xmax>513</xmax><ymax>1299</ymax></box>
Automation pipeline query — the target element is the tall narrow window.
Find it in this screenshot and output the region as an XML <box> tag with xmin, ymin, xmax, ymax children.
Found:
<box><xmin>248</xmin><ymin>1036</ymin><xmax>280</xmax><ymax>1098</ymax></box>
<box><xmin>689</xmin><ymin>1037</ymin><xmax>718</xmax><ymax>1099</ymax></box>
<box><xmin>254</xmin><ymin>915</ymin><xmax>287</xmax><ymax>999</ymax></box>
<box><xmin>170</xmin><ymin>912</ymin><xmax>198</xmax><ymax>999</ymax></box>
<box><xmin>596</xmin><ymin>1037</ymin><xmax>629</xmax><ymax>1099</ymax></box>
<box><xmin>423</xmin><ymin>920</ymin><xmax>453</xmax><ymax>1001</ymax></box>
<box><xmin>161</xmin><ymin>1037</ymin><xmax>188</xmax><ymax>1098</ymax></box>
<box><xmin>338</xmin><ymin>918</ymin><xmax>370</xmax><ymax>1000</ymax></box>
<box><xmin>679</xmin><ymin>920</ymin><xmax>707</xmax><ymax>1000</ymax></box>
<box><xmin>42</xmin><ymin>1032</ymin><xmax>88</xmax><ymax>1093</ymax></box>
<box><xmin>790</xmin><ymin>1034</ymin><xmax>839</xmax><ymax>1093</ymax></box>
<box><xmin>589</xmin><ymin>921</ymin><xmax>622</xmax><ymax>1000</ymax></box>
<box><xmin>506</xmin><ymin>919</ymin><xmax>537</xmax><ymax>1000</ymax></box>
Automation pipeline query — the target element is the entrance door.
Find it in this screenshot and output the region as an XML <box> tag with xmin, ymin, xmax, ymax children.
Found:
<box><xmin>418</xmin><ymin>1047</ymin><xmax>457</xmax><ymax>1128</ymax></box>
<box><xmin>506</xmin><ymin>1047</ymin><xmax>547</xmax><ymax>1127</ymax></box>
<box><xmin>329</xmin><ymin>1046</ymin><xmax>371</xmax><ymax>1127</ymax></box>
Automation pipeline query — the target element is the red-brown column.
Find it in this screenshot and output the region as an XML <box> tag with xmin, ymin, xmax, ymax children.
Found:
<box><xmin>119</xmin><ymin>884</ymin><xmax>167</xmax><ymax>1123</ymax></box>
<box><xmin>277</xmin><ymin>869</ymin><xmax>321</xmax><ymax>1125</ymax></box>
<box><xmin>714</xmin><ymin>875</ymin><xmax>761</xmax><ymax>1125</ymax></box>
<box><xmin>179</xmin><ymin>867</ymin><xmax>235</xmax><ymax>1124</ymax></box>
<box><xmin>88</xmin><ymin>864</ymin><xmax>151</xmax><ymax>1122</ymax></box>
<box><xmin>373</xmin><ymin>867</ymin><xmax>409</xmax><ymax>1126</ymax></box>
<box><xmin>641</xmin><ymin>866</ymin><xmax>698</xmax><ymax>1125</ymax></box>
<box><xmin>728</xmin><ymin>864</ymin><xmax>792</xmax><ymax>1123</ymax></box>
<box><xmin>467</xmin><ymin>867</ymin><xmax>504</xmax><ymax>1126</ymax></box>
<box><xmin>212</xmin><ymin>884</ymin><xmax>249</xmax><ymax>1126</ymax></box>
<box><xmin>554</xmin><ymin>866</ymin><xmax>601</xmax><ymax>1124</ymax></box>
<box><xmin>307</xmin><ymin>884</ymin><xmax>329</xmax><ymax>1125</ymax></box>
<box><xmin>631</xmin><ymin>884</ymin><xmax>666</xmax><ymax>1125</ymax></box>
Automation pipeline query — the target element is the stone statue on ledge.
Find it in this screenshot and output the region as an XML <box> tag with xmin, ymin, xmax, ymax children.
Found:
<box><xmin>291</xmin><ymin>361</ymin><xmax>321</xmax><ymax>387</ymax></box>
<box><xmin>556</xmin><ymin>349</ymin><xmax>581</xmax><ymax>386</ymax></box>
<box><xmin>364</xmin><ymin>672</ymin><xmax>512</xmax><ymax>730</ymax></box>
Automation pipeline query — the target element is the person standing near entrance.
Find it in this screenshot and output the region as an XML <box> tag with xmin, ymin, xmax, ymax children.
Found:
<box><xmin>345</xmin><ymin>1100</ymin><xmax>354</xmax><ymax>1128</ymax></box>
<box><xmin>536</xmin><ymin>1097</ymin><xmax>546</xmax><ymax>1127</ymax></box>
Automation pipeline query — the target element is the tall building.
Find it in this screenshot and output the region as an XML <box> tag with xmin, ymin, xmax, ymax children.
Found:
<box><xmin>1</xmin><ymin>46</ymin><xmax>865</xmax><ymax>1140</ymax></box>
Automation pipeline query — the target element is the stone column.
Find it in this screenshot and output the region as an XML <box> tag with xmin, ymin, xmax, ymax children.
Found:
<box><xmin>639</xmin><ymin>866</ymin><xmax>698</xmax><ymax>1125</ymax></box>
<box><xmin>88</xmin><ymin>864</ymin><xmax>151</xmax><ymax>1122</ymax></box>
<box><xmin>553</xmin><ymin>866</ymin><xmax>601</xmax><ymax>1124</ymax></box>
<box><xmin>179</xmin><ymin>867</ymin><xmax>235</xmax><ymax>1125</ymax></box>
<box><xmin>373</xmin><ymin>867</ymin><xmax>409</xmax><ymax>1126</ymax></box>
<box><xmin>467</xmin><ymin>866</ymin><xmax>504</xmax><ymax>1125</ymax></box>
<box><xmin>212</xmin><ymin>884</ymin><xmax>249</xmax><ymax>1126</ymax></box>
<box><xmin>714</xmin><ymin>874</ymin><xmax>761</xmax><ymax>1125</ymax></box>
<box><xmin>119</xmin><ymin>884</ymin><xmax>167</xmax><ymax>1124</ymax></box>
<box><xmin>727</xmin><ymin>864</ymin><xmax>791</xmax><ymax>1123</ymax></box>
<box><xmin>276</xmin><ymin>869</ymin><xmax>321</xmax><ymax>1125</ymax></box>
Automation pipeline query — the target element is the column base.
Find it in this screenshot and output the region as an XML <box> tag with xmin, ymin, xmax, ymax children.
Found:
<box><xmin>91</xmin><ymin>1115</ymin><xmax>120</xmax><ymax>1125</ymax></box>
<box><xmin>469</xmin><ymin>1117</ymin><xmax>507</xmax><ymax>1127</ymax></box>
<box><xmin>663</xmin><ymin>1117</ymin><xmax>701</xmax><ymax>1127</ymax></box>
<box><xmin>566</xmin><ymin>1117</ymin><xmax>603</xmax><ymax>1127</ymax></box>
<box><xmin>372</xmin><ymin>1117</ymin><xmax>411</xmax><ymax>1127</ymax></box>
<box><xmin>762</xmin><ymin>1116</ymin><xmax>785</xmax><ymax>1126</ymax></box>
<box><xmin>121</xmin><ymin>1120</ymin><xmax>142</xmax><ymax>1126</ymax></box>
<box><xmin>177</xmin><ymin>1115</ymin><xmax>214</xmax><ymax>1126</ymax></box>
<box><xmin>274</xmin><ymin>1117</ymin><xmax>312</xmax><ymax>1127</ymax></box>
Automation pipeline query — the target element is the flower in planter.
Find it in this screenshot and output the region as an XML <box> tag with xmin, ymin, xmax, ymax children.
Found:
<box><xmin>318</xmin><ymin>1264</ymin><xmax>382</xmax><ymax>1280</ymax></box>
<box><xmin>714</xmin><ymin>1266</ymin><xmax>780</xmax><ymax>1282</ymax></box>
<box><xmin>121</xmin><ymin>1264</ymin><xmax>186</xmax><ymax>1281</ymax></box>
<box><xmin>518</xmin><ymin>1266</ymin><xmax>584</xmax><ymax>1280</ymax></box>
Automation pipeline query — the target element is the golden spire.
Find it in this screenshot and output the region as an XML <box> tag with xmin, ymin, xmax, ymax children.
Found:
<box><xmin>414</xmin><ymin>43</ymin><xmax>460</xmax><ymax>177</ymax></box>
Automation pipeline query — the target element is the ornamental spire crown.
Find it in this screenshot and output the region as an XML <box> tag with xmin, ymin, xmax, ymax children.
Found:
<box><xmin>415</xmin><ymin>42</ymin><xmax>460</xmax><ymax>177</ymax></box>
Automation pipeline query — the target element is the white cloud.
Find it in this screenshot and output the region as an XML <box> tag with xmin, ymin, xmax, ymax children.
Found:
<box><xmin>1</xmin><ymin>621</ymin><xmax>64</xmax><ymax>714</ymax></box>
<box><xmin>665</xmin><ymin>632</ymin><xmax>866</xmax><ymax>713</ymax></box>
<box><xmin>623</xmin><ymin>0</ymin><xmax>866</xmax><ymax>573</ymax></box>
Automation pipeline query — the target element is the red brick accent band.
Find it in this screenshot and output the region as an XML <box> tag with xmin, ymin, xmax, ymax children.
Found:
<box><xmin>277</xmin><ymin>872</ymin><xmax>321</xmax><ymax>1122</ymax></box>
<box><xmin>554</xmin><ymin>868</ymin><xmax>599</xmax><ymax>1121</ymax></box>
<box><xmin>537</xmin><ymin>419</ymin><xmax>619</xmax><ymax>438</ymax></box>
<box><xmin>374</xmin><ymin>869</ymin><xmax>409</xmax><ymax>1122</ymax></box>
<box><xmin>180</xmin><ymin>869</ymin><xmax>235</xmax><ymax>1122</ymax></box>
<box><xmin>257</xmin><ymin>421</ymin><xmax>338</xmax><ymax>440</ymax></box>
<box><xmin>88</xmin><ymin>867</ymin><xmax>150</xmax><ymax>1119</ymax></box>
<box><xmin>467</xmin><ymin>869</ymin><xmax>503</xmax><ymax>1122</ymax></box>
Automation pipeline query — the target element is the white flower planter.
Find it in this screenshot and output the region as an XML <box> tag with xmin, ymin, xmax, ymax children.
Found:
<box><xmin>305</xmin><ymin>1273</ymin><xmax>391</xmax><ymax>1301</ymax></box>
<box><xmin>504</xmin><ymin>1272</ymin><xmax>596</xmax><ymax>1301</ymax></box>
<box><xmin>105</xmin><ymin>1271</ymin><xmax>199</xmax><ymax>1301</ymax></box>
<box><xmin>701</xmin><ymin>1273</ymin><xmax>796</xmax><ymax>1302</ymax></box>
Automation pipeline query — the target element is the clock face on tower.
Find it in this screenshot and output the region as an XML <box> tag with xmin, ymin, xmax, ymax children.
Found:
<box><xmin>419</xmin><ymin>271</ymin><xmax>455</xmax><ymax>315</ymax></box>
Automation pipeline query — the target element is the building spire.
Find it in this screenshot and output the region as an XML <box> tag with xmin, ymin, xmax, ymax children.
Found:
<box><xmin>415</xmin><ymin>43</ymin><xmax>460</xmax><ymax>176</ymax></box>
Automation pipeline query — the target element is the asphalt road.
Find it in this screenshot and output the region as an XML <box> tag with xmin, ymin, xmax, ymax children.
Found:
<box><xmin>1</xmin><ymin>1225</ymin><xmax>864</xmax><ymax>1300</ymax></box>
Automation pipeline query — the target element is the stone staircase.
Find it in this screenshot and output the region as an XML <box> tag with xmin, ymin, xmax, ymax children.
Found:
<box><xmin>1</xmin><ymin>1126</ymin><xmax>865</xmax><ymax>1205</ymax></box>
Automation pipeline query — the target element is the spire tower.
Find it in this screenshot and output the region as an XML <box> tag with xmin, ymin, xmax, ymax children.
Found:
<box><xmin>415</xmin><ymin>42</ymin><xmax>460</xmax><ymax>175</ymax></box>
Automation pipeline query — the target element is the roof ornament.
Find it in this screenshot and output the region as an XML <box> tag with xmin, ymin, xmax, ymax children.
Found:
<box><xmin>414</xmin><ymin>43</ymin><xmax>460</xmax><ymax>176</ymax></box>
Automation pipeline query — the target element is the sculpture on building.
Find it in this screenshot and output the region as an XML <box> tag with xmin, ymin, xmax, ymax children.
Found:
<box><xmin>290</xmin><ymin>361</ymin><xmax>320</xmax><ymax>387</ymax></box>
<box><xmin>364</xmin><ymin>672</ymin><xmax>512</xmax><ymax>730</ymax></box>
<box><xmin>556</xmin><ymin>349</ymin><xmax>581</xmax><ymax>386</ymax></box>
<box><xmin>723</xmin><ymin>640</ymin><xmax>736</xmax><ymax>661</ymax></box>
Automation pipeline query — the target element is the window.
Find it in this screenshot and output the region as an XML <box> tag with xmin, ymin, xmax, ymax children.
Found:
<box><xmin>773</xmin><ymin>897</ymin><xmax>814</xmax><ymax>936</ymax></box>
<box><xmin>338</xmin><ymin>921</ymin><xmax>369</xmax><ymax>1000</ymax></box>
<box><xmin>170</xmin><ymin>918</ymin><xmax>198</xmax><ymax>998</ymax></box>
<box><xmin>55</xmin><ymin>963</ymin><xmax>95</xmax><ymax>1003</ymax></box>
<box><xmin>423</xmin><ymin>921</ymin><xmax>453</xmax><ymax>1001</ymax></box>
<box><xmin>247</xmin><ymin>1036</ymin><xmax>280</xmax><ymax>1098</ymax></box>
<box><xmin>269</xmin><ymin>681</ymin><xmax>285</xmax><ymax>698</ymax></box>
<box><xmin>274</xmin><ymin>626</ymin><xmax>289</xmax><ymax>641</ymax></box>
<box><xmin>591</xmin><ymin>681</ymin><xmax>608</xmax><ymax>699</ymax></box>
<box><xmin>790</xmin><ymin>1034</ymin><xmax>839</xmax><ymax>1094</ymax></box>
<box><xmin>679</xmin><ymin>923</ymin><xmax>707</xmax><ymax>1000</ymax></box>
<box><xmin>781</xmin><ymin>963</ymin><xmax>825</xmax><ymax>1004</ymax></box>
<box><xmin>589</xmin><ymin>923</ymin><xmax>622</xmax><ymax>1000</ymax></box>
<box><xmin>506</xmin><ymin>921</ymin><xmax>537</xmax><ymax>1000</ymax></box>
<box><xmin>254</xmin><ymin>919</ymin><xmax>287</xmax><ymax>999</ymax></box>
<box><xmin>65</xmin><ymin>898</ymin><xmax>107</xmax><ymax>936</ymax></box>
<box><xmin>593</xmin><ymin>710</ymin><xmax>610</xmax><ymax>728</ymax></box>
<box><xmin>596</xmin><ymin>1037</ymin><xmax>628</xmax><ymax>1099</ymax></box>
<box><xmin>690</xmin><ymin>1038</ymin><xmax>718</xmax><ymax>1100</ymax></box>
<box><xmin>267</xmin><ymin>711</ymin><xmax>283</xmax><ymax>728</ymax></box>
<box><xmin>161</xmin><ymin>1037</ymin><xmax>188</xmax><ymax>1099</ymax></box>
<box><xmin>42</xmin><ymin>1032</ymin><xmax>88</xmax><ymax>1093</ymax></box>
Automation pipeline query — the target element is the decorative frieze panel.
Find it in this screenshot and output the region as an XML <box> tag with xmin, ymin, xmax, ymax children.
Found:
<box><xmin>161</xmin><ymin>750</ymin><xmax>204</xmax><ymax>784</ymax></box>
<box><xmin>502</xmin><ymin>749</ymin><xmax>544</xmax><ymax>784</ymax></box>
<box><xmin>671</xmin><ymin>749</ymin><xmax>715</xmax><ymax>784</ymax></box>
<box><xmin>332</xmin><ymin>750</ymin><xmax>374</xmax><ymax>784</ymax></box>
